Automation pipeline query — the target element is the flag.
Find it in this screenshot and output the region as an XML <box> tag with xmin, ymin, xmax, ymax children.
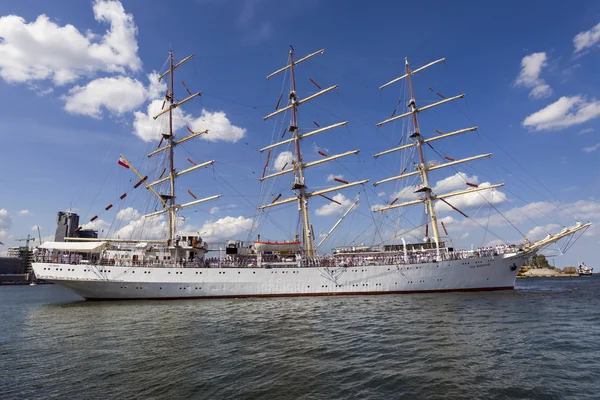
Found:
<box><xmin>118</xmin><ymin>156</ymin><xmax>129</xmax><ymax>169</ymax></box>
<box><xmin>0</xmin><ymin>241</ymin><xmax>4</xmax><ymax>246</ymax></box>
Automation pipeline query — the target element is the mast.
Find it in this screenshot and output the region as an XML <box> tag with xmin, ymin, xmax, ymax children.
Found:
<box><xmin>260</xmin><ymin>47</ymin><xmax>368</xmax><ymax>257</ymax></box>
<box><xmin>73</xmin><ymin>52</ymin><xmax>221</xmax><ymax>241</ymax></box>
<box><xmin>374</xmin><ymin>57</ymin><xmax>499</xmax><ymax>243</ymax></box>
<box><xmin>404</xmin><ymin>58</ymin><xmax>441</xmax><ymax>244</ymax></box>
<box><xmin>288</xmin><ymin>47</ymin><xmax>313</xmax><ymax>257</ymax></box>
<box><xmin>168</xmin><ymin>50</ymin><xmax>176</xmax><ymax>243</ymax></box>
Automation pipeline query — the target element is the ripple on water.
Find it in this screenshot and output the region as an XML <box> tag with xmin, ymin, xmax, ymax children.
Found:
<box><xmin>1</xmin><ymin>277</ymin><xmax>600</xmax><ymax>399</ymax></box>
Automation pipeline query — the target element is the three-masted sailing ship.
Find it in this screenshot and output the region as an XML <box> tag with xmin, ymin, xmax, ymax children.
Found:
<box><xmin>32</xmin><ymin>48</ymin><xmax>590</xmax><ymax>300</ymax></box>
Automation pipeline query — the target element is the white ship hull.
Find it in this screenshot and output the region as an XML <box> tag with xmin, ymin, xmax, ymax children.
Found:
<box><xmin>32</xmin><ymin>254</ymin><xmax>527</xmax><ymax>300</ymax></box>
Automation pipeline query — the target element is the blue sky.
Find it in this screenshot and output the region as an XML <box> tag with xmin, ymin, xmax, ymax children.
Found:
<box><xmin>0</xmin><ymin>0</ymin><xmax>599</xmax><ymax>267</ymax></box>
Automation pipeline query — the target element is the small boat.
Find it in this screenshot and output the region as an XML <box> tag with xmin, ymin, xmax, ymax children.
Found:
<box><xmin>577</xmin><ymin>263</ymin><xmax>593</xmax><ymax>276</ymax></box>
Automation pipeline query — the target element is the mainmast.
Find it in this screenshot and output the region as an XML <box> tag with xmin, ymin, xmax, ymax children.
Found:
<box><xmin>288</xmin><ymin>47</ymin><xmax>313</xmax><ymax>256</ymax></box>
<box><xmin>260</xmin><ymin>47</ymin><xmax>368</xmax><ymax>257</ymax></box>
<box><xmin>374</xmin><ymin>57</ymin><xmax>500</xmax><ymax>244</ymax></box>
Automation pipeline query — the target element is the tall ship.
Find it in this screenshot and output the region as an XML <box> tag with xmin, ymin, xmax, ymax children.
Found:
<box><xmin>32</xmin><ymin>48</ymin><xmax>590</xmax><ymax>300</ymax></box>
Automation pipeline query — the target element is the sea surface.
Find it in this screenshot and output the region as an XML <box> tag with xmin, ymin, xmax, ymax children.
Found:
<box><xmin>1</xmin><ymin>277</ymin><xmax>599</xmax><ymax>400</ymax></box>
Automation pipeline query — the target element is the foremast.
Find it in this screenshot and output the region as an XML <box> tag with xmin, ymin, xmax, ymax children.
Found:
<box><xmin>259</xmin><ymin>47</ymin><xmax>368</xmax><ymax>257</ymax></box>
<box><xmin>97</xmin><ymin>50</ymin><xmax>222</xmax><ymax>246</ymax></box>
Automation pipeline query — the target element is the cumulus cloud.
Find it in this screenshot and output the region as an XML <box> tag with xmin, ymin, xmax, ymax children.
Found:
<box><xmin>432</xmin><ymin>173</ymin><xmax>507</xmax><ymax>212</ymax></box>
<box><xmin>133</xmin><ymin>99</ymin><xmax>246</xmax><ymax>143</ymax></box>
<box><xmin>515</xmin><ymin>52</ymin><xmax>552</xmax><ymax>99</ymax></box>
<box><xmin>64</xmin><ymin>76</ymin><xmax>147</xmax><ymax>118</ymax></box>
<box><xmin>82</xmin><ymin>218</ymin><xmax>112</xmax><ymax>233</ymax></box>
<box><xmin>383</xmin><ymin>173</ymin><xmax>507</xmax><ymax>214</ymax></box>
<box><xmin>0</xmin><ymin>209</ymin><xmax>12</xmax><ymax>231</ymax></box>
<box><xmin>573</xmin><ymin>22</ymin><xmax>600</xmax><ymax>53</ymax></box>
<box><xmin>18</xmin><ymin>210</ymin><xmax>31</xmax><ymax>216</ymax></box>
<box><xmin>315</xmin><ymin>194</ymin><xmax>353</xmax><ymax>216</ymax></box>
<box><xmin>114</xmin><ymin>216</ymin><xmax>167</xmax><ymax>240</ymax></box>
<box><xmin>527</xmin><ymin>224</ymin><xmax>561</xmax><ymax>241</ymax></box>
<box><xmin>198</xmin><ymin>216</ymin><xmax>253</xmax><ymax>242</ymax></box>
<box><xmin>116</xmin><ymin>207</ymin><xmax>141</xmax><ymax>221</ymax></box>
<box><xmin>273</xmin><ymin>151</ymin><xmax>293</xmax><ymax>171</ymax></box>
<box><xmin>579</xmin><ymin>128</ymin><xmax>594</xmax><ymax>135</ymax></box>
<box><xmin>31</xmin><ymin>225</ymin><xmax>40</xmax><ymax>231</ymax></box>
<box><xmin>0</xmin><ymin>0</ymin><xmax>141</xmax><ymax>85</ymax></box>
<box><xmin>523</xmin><ymin>96</ymin><xmax>600</xmax><ymax>131</ymax></box>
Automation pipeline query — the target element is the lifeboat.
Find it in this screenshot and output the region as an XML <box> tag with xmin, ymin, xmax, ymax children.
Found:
<box><xmin>253</xmin><ymin>240</ymin><xmax>301</xmax><ymax>253</ymax></box>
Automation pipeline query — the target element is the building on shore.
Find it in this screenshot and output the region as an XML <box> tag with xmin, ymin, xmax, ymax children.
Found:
<box><xmin>54</xmin><ymin>211</ymin><xmax>98</xmax><ymax>241</ymax></box>
<box><xmin>0</xmin><ymin>247</ymin><xmax>30</xmax><ymax>284</ymax></box>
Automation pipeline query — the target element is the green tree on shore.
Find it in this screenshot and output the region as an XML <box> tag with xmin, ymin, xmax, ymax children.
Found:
<box><xmin>527</xmin><ymin>254</ymin><xmax>551</xmax><ymax>269</ymax></box>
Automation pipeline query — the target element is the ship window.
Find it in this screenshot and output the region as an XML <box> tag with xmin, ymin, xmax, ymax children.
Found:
<box><xmin>253</xmin><ymin>272</ymin><xmax>256</xmax><ymax>274</ymax></box>
<box><xmin>168</xmin><ymin>272</ymin><xmax>171</xmax><ymax>274</ymax></box>
<box><xmin>238</xmin><ymin>272</ymin><xmax>240</xmax><ymax>274</ymax></box>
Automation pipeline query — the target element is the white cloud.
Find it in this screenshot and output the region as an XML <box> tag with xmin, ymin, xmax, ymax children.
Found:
<box><xmin>440</xmin><ymin>216</ymin><xmax>455</xmax><ymax>225</ymax></box>
<box><xmin>515</xmin><ymin>52</ymin><xmax>552</xmax><ymax>99</ymax></box>
<box><xmin>327</xmin><ymin>174</ymin><xmax>344</xmax><ymax>182</ymax></box>
<box><xmin>579</xmin><ymin>128</ymin><xmax>594</xmax><ymax>135</ymax></box>
<box><xmin>371</xmin><ymin>204</ymin><xmax>386</xmax><ymax>212</ymax></box>
<box><xmin>522</xmin><ymin>96</ymin><xmax>600</xmax><ymax>131</ymax></box>
<box><xmin>146</xmin><ymin>71</ymin><xmax>166</xmax><ymax>100</ymax></box>
<box><xmin>116</xmin><ymin>207</ymin><xmax>141</xmax><ymax>221</ymax></box>
<box><xmin>133</xmin><ymin>99</ymin><xmax>246</xmax><ymax>143</ymax></box>
<box><xmin>18</xmin><ymin>210</ymin><xmax>31</xmax><ymax>216</ymax></box>
<box><xmin>273</xmin><ymin>151</ymin><xmax>293</xmax><ymax>171</ymax></box>
<box><xmin>189</xmin><ymin>109</ymin><xmax>246</xmax><ymax>143</ymax></box>
<box><xmin>583</xmin><ymin>143</ymin><xmax>600</xmax><ymax>153</ymax></box>
<box><xmin>436</xmin><ymin>183</ymin><xmax>507</xmax><ymax>212</ymax></box>
<box><xmin>573</xmin><ymin>22</ymin><xmax>600</xmax><ymax>53</ymax></box>
<box><xmin>386</xmin><ymin>173</ymin><xmax>507</xmax><ymax>212</ymax></box>
<box><xmin>198</xmin><ymin>216</ymin><xmax>253</xmax><ymax>242</ymax></box>
<box><xmin>209</xmin><ymin>207</ymin><xmax>220</xmax><ymax>215</ymax></box>
<box><xmin>0</xmin><ymin>230</ymin><xmax>8</xmax><ymax>239</ymax></box>
<box><xmin>82</xmin><ymin>218</ymin><xmax>111</xmax><ymax>233</ymax></box>
<box><xmin>433</xmin><ymin>173</ymin><xmax>507</xmax><ymax>212</ymax></box>
<box><xmin>0</xmin><ymin>0</ymin><xmax>141</xmax><ymax>85</ymax></box>
<box><xmin>0</xmin><ymin>209</ymin><xmax>12</xmax><ymax>231</ymax></box>
<box><xmin>31</xmin><ymin>225</ymin><xmax>40</xmax><ymax>231</ymax></box>
<box><xmin>64</xmin><ymin>76</ymin><xmax>146</xmax><ymax>118</ymax></box>
<box><xmin>459</xmin><ymin>232</ymin><xmax>469</xmax><ymax>239</ymax></box>
<box><xmin>529</xmin><ymin>83</ymin><xmax>552</xmax><ymax>99</ymax></box>
<box><xmin>527</xmin><ymin>224</ymin><xmax>561</xmax><ymax>241</ymax></box>
<box><xmin>315</xmin><ymin>194</ymin><xmax>353</xmax><ymax>216</ymax></box>
<box><xmin>114</xmin><ymin>216</ymin><xmax>167</xmax><ymax>240</ymax></box>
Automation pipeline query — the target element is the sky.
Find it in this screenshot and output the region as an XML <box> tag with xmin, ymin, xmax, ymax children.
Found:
<box><xmin>0</xmin><ymin>0</ymin><xmax>599</xmax><ymax>267</ymax></box>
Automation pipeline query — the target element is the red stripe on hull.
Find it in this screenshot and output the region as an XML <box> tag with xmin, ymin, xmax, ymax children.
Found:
<box><xmin>83</xmin><ymin>286</ymin><xmax>514</xmax><ymax>301</ymax></box>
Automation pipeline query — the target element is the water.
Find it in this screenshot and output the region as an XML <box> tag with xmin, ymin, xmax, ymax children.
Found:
<box><xmin>1</xmin><ymin>277</ymin><xmax>599</xmax><ymax>400</ymax></box>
